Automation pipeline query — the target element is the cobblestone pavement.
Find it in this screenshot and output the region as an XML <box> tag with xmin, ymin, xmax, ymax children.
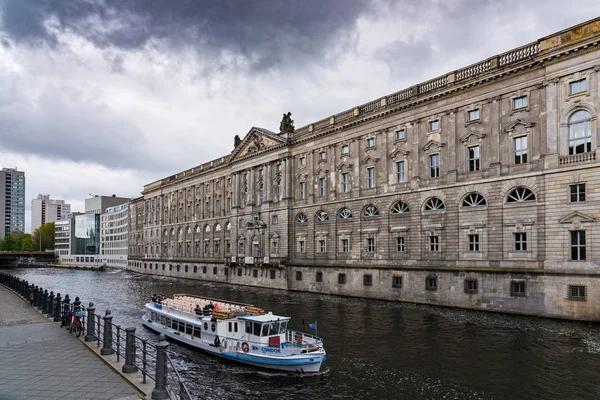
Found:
<box><xmin>0</xmin><ymin>286</ymin><xmax>143</xmax><ymax>400</ymax></box>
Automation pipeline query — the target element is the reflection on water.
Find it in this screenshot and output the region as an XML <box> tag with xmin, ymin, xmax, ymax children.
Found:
<box><xmin>8</xmin><ymin>267</ymin><xmax>600</xmax><ymax>400</ymax></box>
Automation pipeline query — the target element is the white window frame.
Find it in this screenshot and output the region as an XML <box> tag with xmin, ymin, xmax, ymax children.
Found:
<box><xmin>396</xmin><ymin>161</ymin><xmax>405</xmax><ymax>183</ymax></box>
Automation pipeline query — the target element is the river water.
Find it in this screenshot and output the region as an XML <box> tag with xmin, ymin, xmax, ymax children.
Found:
<box><xmin>6</xmin><ymin>267</ymin><xmax>600</xmax><ymax>400</ymax></box>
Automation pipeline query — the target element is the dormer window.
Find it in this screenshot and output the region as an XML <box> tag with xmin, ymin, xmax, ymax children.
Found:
<box><xmin>513</xmin><ymin>96</ymin><xmax>528</xmax><ymax>110</ymax></box>
<box><xmin>467</xmin><ymin>109</ymin><xmax>480</xmax><ymax>122</ymax></box>
<box><xmin>570</xmin><ymin>79</ymin><xmax>587</xmax><ymax>95</ymax></box>
<box><xmin>429</xmin><ymin>120</ymin><xmax>440</xmax><ymax>131</ymax></box>
<box><xmin>395</xmin><ymin>129</ymin><xmax>405</xmax><ymax>140</ymax></box>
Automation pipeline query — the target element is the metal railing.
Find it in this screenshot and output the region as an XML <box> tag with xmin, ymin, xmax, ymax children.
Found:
<box><xmin>0</xmin><ymin>272</ymin><xmax>193</xmax><ymax>400</ymax></box>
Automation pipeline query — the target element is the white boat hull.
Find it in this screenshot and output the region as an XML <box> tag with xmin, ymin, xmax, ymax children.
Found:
<box><xmin>142</xmin><ymin>317</ymin><xmax>326</xmax><ymax>373</ymax></box>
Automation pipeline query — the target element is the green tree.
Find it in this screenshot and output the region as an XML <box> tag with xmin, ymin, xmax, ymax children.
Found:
<box><xmin>0</xmin><ymin>235</ymin><xmax>17</xmax><ymax>251</ymax></box>
<box><xmin>20</xmin><ymin>235</ymin><xmax>36</xmax><ymax>251</ymax></box>
<box><xmin>33</xmin><ymin>222</ymin><xmax>55</xmax><ymax>251</ymax></box>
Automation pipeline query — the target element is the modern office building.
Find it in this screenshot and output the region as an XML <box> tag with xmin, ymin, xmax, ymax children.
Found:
<box><xmin>128</xmin><ymin>18</ymin><xmax>600</xmax><ymax>320</ymax></box>
<box><xmin>100</xmin><ymin>203</ymin><xmax>129</xmax><ymax>268</ymax></box>
<box><xmin>31</xmin><ymin>194</ymin><xmax>71</xmax><ymax>233</ymax></box>
<box><xmin>0</xmin><ymin>167</ymin><xmax>25</xmax><ymax>239</ymax></box>
<box><xmin>55</xmin><ymin>195</ymin><xmax>130</xmax><ymax>266</ymax></box>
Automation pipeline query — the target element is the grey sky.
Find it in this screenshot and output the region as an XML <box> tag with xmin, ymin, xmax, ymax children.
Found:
<box><xmin>0</xmin><ymin>0</ymin><xmax>598</xmax><ymax>231</ymax></box>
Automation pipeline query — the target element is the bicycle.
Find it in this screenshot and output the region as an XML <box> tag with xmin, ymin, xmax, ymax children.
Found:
<box><xmin>69</xmin><ymin>305</ymin><xmax>85</xmax><ymax>337</ymax></box>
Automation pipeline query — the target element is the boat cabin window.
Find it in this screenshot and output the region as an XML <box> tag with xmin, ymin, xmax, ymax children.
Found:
<box><xmin>253</xmin><ymin>322</ymin><xmax>262</xmax><ymax>336</ymax></box>
<box><xmin>166</xmin><ymin>318</ymin><xmax>171</xmax><ymax>328</ymax></box>
<box><xmin>178</xmin><ymin>322</ymin><xmax>186</xmax><ymax>333</ymax></box>
<box><xmin>228</xmin><ymin>322</ymin><xmax>238</xmax><ymax>333</ymax></box>
<box><xmin>278</xmin><ymin>321</ymin><xmax>288</xmax><ymax>334</ymax></box>
<box><xmin>193</xmin><ymin>327</ymin><xmax>202</xmax><ymax>337</ymax></box>
<box><xmin>268</xmin><ymin>323</ymin><xmax>279</xmax><ymax>336</ymax></box>
<box><xmin>211</xmin><ymin>323</ymin><xmax>216</xmax><ymax>332</ymax></box>
<box><xmin>204</xmin><ymin>322</ymin><xmax>208</xmax><ymax>331</ymax></box>
<box><xmin>261</xmin><ymin>324</ymin><xmax>269</xmax><ymax>337</ymax></box>
<box><xmin>186</xmin><ymin>325</ymin><xmax>192</xmax><ymax>335</ymax></box>
<box><xmin>246</xmin><ymin>321</ymin><xmax>252</xmax><ymax>334</ymax></box>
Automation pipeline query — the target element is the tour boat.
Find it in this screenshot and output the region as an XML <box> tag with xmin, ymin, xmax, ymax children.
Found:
<box><xmin>142</xmin><ymin>294</ymin><xmax>326</xmax><ymax>372</ymax></box>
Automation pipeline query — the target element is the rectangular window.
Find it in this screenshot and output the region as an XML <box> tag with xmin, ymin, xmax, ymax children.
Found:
<box><xmin>318</xmin><ymin>240</ymin><xmax>326</xmax><ymax>253</ymax></box>
<box><xmin>570</xmin><ymin>230</ymin><xmax>586</xmax><ymax>261</ymax></box>
<box><xmin>392</xmin><ymin>276</ymin><xmax>402</xmax><ymax>288</ymax></box>
<box><xmin>468</xmin><ymin>146</ymin><xmax>480</xmax><ymax>172</ymax></box>
<box><xmin>363</xmin><ymin>274</ymin><xmax>372</xmax><ymax>286</ymax></box>
<box><xmin>467</xmin><ymin>109</ymin><xmax>480</xmax><ymax>121</ymax></box>
<box><xmin>299</xmin><ymin>182</ymin><xmax>306</xmax><ymax>200</ymax></box>
<box><xmin>319</xmin><ymin>151</ymin><xmax>326</xmax><ymax>160</ymax></box>
<box><xmin>341</xmin><ymin>238</ymin><xmax>349</xmax><ymax>253</ymax></box>
<box><xmin>396</xmin><ymin>161</ymin><xmax>405</xmax><ymax>183</ymax></box>
<box><xmin>429</xmin><ymin>120</ymin><xmax>440</xmax><ymax>131</ymax></box>
<box><xmin>237</xmin><ymin>268</ymin><xmax>242</xmax><ymax>277</ymax></box>
<box><xmin>270</xmin><ymin>270</ymin><xmax>276</xmax><ymax>279</ymax></box>
<box><xmin>514</xmin><ymin>136</ymin><xmax>528</xmax><ymax>164</ymax></box>
<box><xmin>203</xmin><ymin>266</ymin><xmax>207</xmax><ymax>274</ymax></box>
<box><xmin>464</xmin><ymin>279</ymin><xmax>478</xmax><ymax>293</ymax></box>
<box><xmin>366</xmin><ymin>238</ymin><xmax>375</xmax><ymax>252</ymax></box>
<box><xmin>510</xmin><ymin>281</ymin><xmax>526</xmax><ymax>297</ymax></box>
<box><xmin>430</xmin><ymin>154</ymin><xmax>440</xmax><ymax>178</ymax></box>
<box><xmin>570</xmin><ymin>79</ymin><xmax>587</xmax><ymax>95</ymax></box>
<box><xmin>568</xmin><ymin>285</ymin><xmax>586</xmax><ymax>301</ymax></box>
<box><xmin>515</xmin><ymin>232</ymin><xmax>527</xmax><ymax>251</ymax></box>
<box><xmin>396</xmin><ymin>237</ymin><xmax>405</xmax><ymax>252</ymax></box>
<box><xmin>570</xmin><ymin>183</ymin><xmax>586</xmax><ymax>203</ymax></box>
<box><xmin>299</xmin><ymin>157</ymin><xmax>306</xmax><ymax>166</ymax></box>
<box><xmin>341</xmin><ymin>145</ymin><xmax>349</xmax><ymax>154</ymax></box>
<box><xmin>341</xmin><ymin>173</ymin><xmax>350</xmax><ymax>193</ymax></box>
<box><xmin>296</xmin><ymin>271</ymin><xmax>302</xmax><ymax>281</ymax></box>
<box><xmin>367</xmin><ymin>137</ymin><xmax>375</xmax><ymax>148</ymax></box>
<box><xmin>513</xmin><ymin>96</ymin><xmax>528</xmax><ymax>109</ymax></box>
<box><xmin>298</xmin><ymin>240</ymin><xmax>305</xmax><ymax>254</ymax></box>
<box><xmin>429</xmin><ymin>236</ymin><xmax>439</xmax><ymax>252</ymax></box>
<box><xmin>253</xmin><ymin>269</ymin><xmax>258</xmax><ymax>278</ymax></box>
<box><xmin>213</xmin><ymin>266</ymin><xmax>217</xmax><ymax>275</ymax></box>
<box><xmin>367</xmin><ymin>167</ymin><xmax>375</xmax><ymax>188</ymax></box>
<box><xmin>316</xmin><ymin>272</ymin><xmax>323</xmax><ymax>282</ymax></box>
<box><xmin>395</xmin><ymin>129</ymin><xmax>405</xmax><ymax>140</ymax></box>
<box><xmin>426</xmin><ymin>276</ymin><xmax>437</xmax><ymax>291</ymax></box>
<box><xmin>468</xmin><ymin>234</ymin><xmax>480</xmax><ymax>252</ymax></box>
<box><xmin>272</xmin><ymin>241</ymin><xmax>278</xmax><ymax>254</ymax></box>
<box><xmin>338</xmin><ymin>273</ymin><xmax>346</xmax><ymax>284</ymax></box>
<box><xmin>319</xmin><ymin>178</ymin><xmax>326</xmax><ymax>196</ymax></box>
<box><xmin>272</xmin><ymin>215</ymin><xmax>278</xmax><ymax>224</ymax></box>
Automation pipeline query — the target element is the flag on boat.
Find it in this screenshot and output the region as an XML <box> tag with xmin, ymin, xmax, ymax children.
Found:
<box><xmin>308</xmin><ymin>321</ymin><xmax>317</xmax><ymax>330</ymax></box>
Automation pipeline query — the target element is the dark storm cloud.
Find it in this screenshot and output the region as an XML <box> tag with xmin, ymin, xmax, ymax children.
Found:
<box><xmin>0</xmin><ymin>0</ymin><xmax>372</xmax><ymax>70</ymax></box>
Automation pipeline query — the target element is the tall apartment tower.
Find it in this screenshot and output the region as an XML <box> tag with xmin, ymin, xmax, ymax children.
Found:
<box><xmin>31</xmin><ymin>194</ymin><xmax>72</xmax><ymax>233</ymax></box>
<box><xmin>0</xmin><ymin>167</ymin><xmax>25</xmax><ymax>239</ymax></box>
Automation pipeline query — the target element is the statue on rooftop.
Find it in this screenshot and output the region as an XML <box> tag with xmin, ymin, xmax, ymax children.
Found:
<box><xmin>279</xmin><ymin>112</ymin><xmax>295</xmax><ymax>134</ymax></box>
<box><xmin>234</xmin><ymin>135</ymin><xmax>242</xmax><ymax>148</ymax></box>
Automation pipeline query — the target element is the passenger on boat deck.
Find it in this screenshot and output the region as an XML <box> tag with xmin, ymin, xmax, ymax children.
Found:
<box><xmin>194</xmin><ymin>305</ymin><xmax>202</xmax><ymax>315</ymax></box>
<box><xmin>208</xmin><ymin>302</ymin><xmax>215</xmax><ymax>310</ymax></box>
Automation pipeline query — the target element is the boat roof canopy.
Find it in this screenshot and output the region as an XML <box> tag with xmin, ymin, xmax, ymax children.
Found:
<box><xmin>238</xmin><ymin>314</ymin><xmax>290</xmax><ymax>323</ymax></box>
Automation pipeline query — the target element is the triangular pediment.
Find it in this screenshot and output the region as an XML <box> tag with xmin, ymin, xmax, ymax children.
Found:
<box><xmin>505</xmin><ymin>119</ymin><xmax>535</xmax><ymax>134</ymax></box>
<box><xmin>423</xmin><ymin>140</ymin><xmax>445</xmax><ymax>153</ymax></box>
<box><xmin>560</xmin><ymin>211</ymin><xmax>595</xmax><ymax>223</ymax></box>
<box><xmin>460</xmin><ymin>129</ymin><xmax>487</xmax><ymax>143</ymax></box>
<box><xmin>336</xmin><ymin>161</ymin><xmax>353</xmax><ymax>171</ymax></box>
<box><xmin>390</xmin><ymin>148</ymin><xmax>410</xmax><ymax>158</ymax></box>
<box><xmin>230</xmin><ymin>127</ymin><xmax>288</xmax><ymax>160</ymax></box>
<box><xmin>361</xmin><ymin>155</ymin><xmax>380</xmax><ymax>165</ymax></box>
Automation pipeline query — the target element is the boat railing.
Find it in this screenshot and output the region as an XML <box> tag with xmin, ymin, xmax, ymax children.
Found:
<box><xmin>286</xmin><ymin>329</ymin><xmax>324</xmax><ymax>345</ymax></box>
<box><xmin>215</xmin><ymin>333</ymin><xmax>323</xmax><ymax>357</ymax></box>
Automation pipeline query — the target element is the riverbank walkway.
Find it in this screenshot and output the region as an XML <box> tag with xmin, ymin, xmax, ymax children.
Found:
<box><xmin>0</xmin><ymin>285</ymin><xmax>144</xmax><ymax>400</ymax></box>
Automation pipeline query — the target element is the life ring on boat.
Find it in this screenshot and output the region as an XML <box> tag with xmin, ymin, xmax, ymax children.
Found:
<box><xmin>241</xmin><ymin>342</ymin><xmax>250</xmax><ymax>353</ymax></box>
<box><xmin>214</xmin><ymin>336</ymin><xmax>220</xmax><ymax>347</ymax></box>
<box><xmin>221</xmin><ymin>339</ymin><xmax>227</xmax><ymax>349</ymax></box>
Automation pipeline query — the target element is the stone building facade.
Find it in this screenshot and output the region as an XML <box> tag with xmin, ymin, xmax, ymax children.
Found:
<box><xmin>128</xmin><ymin>18</ymin><xmax>600</xmax><ymax>320</ymax></box>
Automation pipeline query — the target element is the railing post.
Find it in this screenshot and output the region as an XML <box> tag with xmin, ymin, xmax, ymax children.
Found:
<box><xmin>29</xmin><ymin>284</ymin><xmax>35</xmax><ymax>304</ymax></box>
<box><xmin>54</xmin><ymin>293</ymin><xmax>62</xmax><ymax>322</ymax></box>
<box><xmin>62</xmin><ymin>294</ymin><xmax>70</xmax><ymax>326</ymax></box>
<box><xmin>85</xmin><ymin>302</ymin><xmax>96</xmax><ymax>342</ymax></box>
<box><xmin>152</xmin><ymin>334</ymin><xmax>169</xmax><ymax>400</ymax></box>
<box><xmin>33</xmin><ymin>286</ymin><xmax>39</xmax><ymax>307</ymax></box>
<box><xmin>101</xmin><ymin>310</ymin><xmax>114</xmax><ymax>355</ymax></box>
<box><xmin>47</xmin><ymin>291</ymin><xmax>55</xmax><ymax>316</ymax></box>
<box><xmin>122</xmin><ymin>328</ymin><xmax>138</xmax><ymax>373</ymax></box>
<box><xmin>41</xmin><ymin>289</ymin><xmax>47</xmax><ymax>311</ymax></box>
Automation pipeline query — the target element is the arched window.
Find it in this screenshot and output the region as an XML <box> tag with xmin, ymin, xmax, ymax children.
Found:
<box><xmin>215</xmin><ymin>224</ymin><xmax>222</xmax><ymax>232</ymax></box>
<box><xmin>170</xmin><ymin>228</ymin><xmax>175</xmax><ymax>236</ymax></box>
<box><xmin>462</xmin><ymin>193</ymin><xmax>487</xmax><ymax>207</ymax></box>
<box><xmin>316</xmin><ymin>211</ymin><xmax>329</xmax><ymax>222</ymax></box>
<box><xmin>391</xmin><ymin>201</ymin><xmax>409</xmax><ymax>214</ymax></box>
<box><xmin>178</xmin><ymin>228</ymin><xmax>183</xmax><ymax>236</ymax></box>
<box><xmin>258</xmin><ymin>183</ymin><xmax>264</xmax><ymax>203</ymax></box>
<box><xmin>506</xmin><ymin>187</ymin><xmax>536</xmax><ymax>203</ymax></box>
<box><xmin>195</xmin><ymin>226</ymin><xmax>201</xmax><ymax>233</ymax></box>
<box><xmin>424</xmin><ymin>197</ymin><xmax>445</xmax><ymax>211</ymax></box>
<box><xmin>296</xmin><ymin>213</ymin><xmax>308</xmax><ymax>224</ymax></box>
<box><xmin>568</xmin><ymin>110</ymin><xmax>592</xmax><ymax>155</ymax></box>
<box><xmin>226</xmin><ymin>222</ymin><xmax>231</xmax><ymax>231</ymax></box>
<box><xmin>338</xmin><ymin>208</ymin><xmax>352</xmax><ymax>219</ymax></box>
<box><xmin>275</xmin><ymin>180</ymin><xmax>282</xmax><ymax>201</ymax></box>
<box><xmin>364</xmin><ymin>205</ymin><xmax>379</xmax><ymax>217</ymax></box>
<box><xmin>186</xmin><ymin>227</ymin><xmax>191</xmax><ymax>234</ymax></box>
<box><xmin>205</xmin><ymin>225</ymin><xmax>211</xmax><ymax>232</ymax></box>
